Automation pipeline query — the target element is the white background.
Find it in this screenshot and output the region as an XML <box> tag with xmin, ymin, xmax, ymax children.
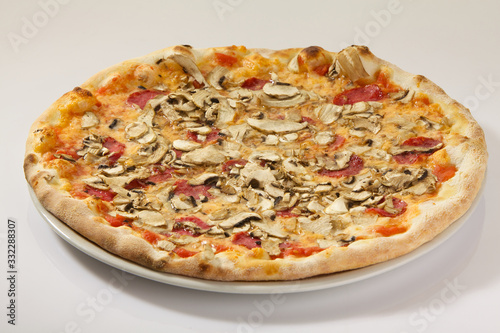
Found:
<box><xmin>1</xmin><ymin>0</ymin><xmax>499</xmax><ymax>332</ymax></box>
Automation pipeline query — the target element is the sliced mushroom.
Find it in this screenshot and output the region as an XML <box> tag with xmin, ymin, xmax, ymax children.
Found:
<box><xmin>217</xmin><ymin>212</ymin><xmax>261</xmax><ymax>229</ymax></box>
<box><xmin>101</xmin><ymin>164</ymin><xmax>125</xmax><ymax>176</ymax></box>
<box><xmin>145</xmin><ymin>136</ymin><xmax>169</xmax><ymax>165</ymax></box>
<box><xmin>156</xmin><ymin>240</ymin><xmax>176</xmax><ymax>251</ymax></box>
<box><xmin>247</xmin><ymin>118</ymin><xmax>308</xmax><ymax>134</ymax></box>
<box><xmin>191</xmin><ymin>89</ymin><xmax>211</xmax><ymax>108</ymax></box>
<box><xmin>262</xmin><ymin>82</ymin><xmax>300</xmax><ymax>99</ymax></box>
<box><xmin>82</xmin><ymin>176</ymin><xmax>109</xmax><ymax>190</ymax></box>
<box><xmin>315</xmin><ymin>104</ymin><xmax>343</xmax><ymax>124</ymax></box>
<box><xmin>81</xmin><ymin>111</ymin><xmax>99</xmax><ymax>129</ymax></box>
<box><xmin>215</xmin><ymin>99</ymin><xmax>236</xmax><ymax>126</ymax></box>
<box><xmin>259</xmin><ymin>91</ymin><xmax>308</xmax><ymax>107</ymax></box>
<box><xmin>252</xmin><ymin>221</ymin><xmax>288</xmax><ymax>239</ymax></box>
<box><xmin>334</xmin><ymin>46</ymin><xmax>370</xmax><ymax>82</ymax></box>
<box><xmin>171</xmin><ymin>194</ymin><xmax>196</xmax><ymax>210</ymax></box>
<box><xmin>181</xmin><ymin>145</ymin><xmax>226</xmax><ymax>165</ymax></box>
<box><xmin>137</xmin><ymin>127</ymin><xmax>157</xmax><ymax>144</ymax></box>
<box><xmin>168</xmin><ymin>53</ymin><xmax>207</xmax><ymax>85</ymax></box>
<box><xmin>207</xmin><ymin>66</ymin><xmax>230</xmax><ymax>90</ymax></box>
<box><xmin>125</xmin><ymin>122</ymin><xmax>148</xmax><ymax>140</ymax></box>
<box><xmin>187</xmin><ymin>173</ymin><xmax>219</xmax><ymax>186</ymax></box>
<box><xmin>282</xmin><ymin>157</ymin><xmax>308</xmax><ymax>176</ymax></box>
<box><xmin>137</xmin><ymin>210</ymin><xmax>166</xmax><ymax>227</ymax></box>
<box><xmin>417</xmin><ymin>116</ymin><xmax>443</xmax><ymax>130</ymax></box>
<box><xmin>240</xmin><ymin>162</ymin><xmax>276</xmax><ymax>188</ymax></box>
<box><xmin>381</xmin><ymin>170</ymin><xmax>415</xmax><ymax>191</ymax></box>
<box><xmin>389</xmin><ymin>141</ymin><xmax>443</xmax><ymax>155</ymax></box>
<box><xmin>299</xmin><ymin>216</ymin><xmax>333</xmax><ymax>237</ymax></box>
<box><xmin>249</xmin><ymin>150</ymin><xmax>282</xmax><ymax>163</ymax></box>
<box><xmin>342</xmin><ymin>190</ymin><xmax>372</xmax><ymax>202</ymax></box>
<box><xmin>187</xmin><ymin>125</ymin><xmax>212</xmax><ymax>135</ymax></box>
<box><xmin>315</xmin><ymin>131</ymin><xmax>335</xmax><ymax>145</ymax></box>
<box><xmin>172</xmin><ymin>139</ymin><xmax>202</xmax><ymax>152</ymax></box>
<box><xmin>324</xmin><ymin>197</ymin><xmax>349</xmax><ymax>214</ymax></box>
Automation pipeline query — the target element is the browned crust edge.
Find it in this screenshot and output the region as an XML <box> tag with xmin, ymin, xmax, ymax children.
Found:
<box><xmin>24</xmin><ymin>45</ymin><xmax>488</xmax><ymax>281</ymax></box>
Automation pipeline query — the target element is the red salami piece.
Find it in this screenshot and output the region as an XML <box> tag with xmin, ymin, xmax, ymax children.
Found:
<box><xmin>366</xmin><ymin>197</ymin><xmax>408</xmax><ymax>217</ymax></box>
<box><xmin>232</xmin><ymin>232</ymin><xmax>261</xmax><ymax>249</ymax></box>
<box><xmin>402</xmin><ymin>137</ymin><xmax>442</xmax><ymax>148</ymax></box>
<box><xmin>126</xmin><ymin>90</ymin><xmax>164</xmax><ymax>109</ymax></box>
<box><xmin>102</xmin><ymin>137</ymin><xmax>125</xmax><ymax>163</ymax></box>
<box><xmin>175</xmin><ymin>216</ymin><xmax>211</xmax><ymax>230</ymax></box>
<box><xmin>173</xmin><ymin>179</ymin><xmax>212</xmax><ymax>200</ymax></box>
<box><xmin>222</xmin><ymin>159</ymin><xmax>248</xmax><ymax>172</ymax></box>
<box><xmin>319</xmin><ymin>154</ymin><xmax>364</xmax><ymax>178</ymax></box>
<box><xmin>393</xmin><ymin>137</ymin><xmax>443</xmax><ymax>164</ymax></box>
<box><xmin>333</xmin><ymin>84</ymin><xmax>384</xmax><ymax>105</ymax></box>
<box><xmin>241</xmin><ymin>77</ymin><xmax>269</xmax><ymax>91</ymax></box>
<box><xmin>84</xmin><ymin>186</ymin><xmax>116</xmax><ymax>202</ymax></box>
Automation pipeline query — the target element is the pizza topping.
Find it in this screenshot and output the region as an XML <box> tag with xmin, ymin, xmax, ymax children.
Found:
<box><xmin>180</xmin><ymin>145</ymin><xmax>226</xmax><ymax>165</ymax></box>
<box><xmin>26</xmin><ymin>45</ymin><xmax>485</xmax><ymax>280</ymax></box>
<box><xmin>168</xmin><ymin>53</ymin><xmax>207</xmax><ymax>86</ymax></box>
<box><xmin>331</xmin><ymin>46</ymin><xmax>370</xmax><ymax>82</ymax></box>
<box><xmin>172</xmin><ymin>139</ymin><xmax>202</xmax><ymax>151</ymax></box>
<box><xmin>81</xmin><ymin>111</ymin><xmax>100</xmax><ymax>129</ymax></box>
<box><xmin>333</xmin><ymin>84</ymin><xmax>384</xmax><ymax>105</ymax></box>
<box><xmin>391</xmin><ymin>88</ymin><xmax>415</xmax><ymax>104</ymax></box>
<box><xmin>207</xmin><ymin>66</ymin><xmax>230</xmax><ymax>90</ymax></box>
<box><xmin>241</xmin><ymin>77</ymin><xmax>268</xmax><ymax>91</ymax></box>
<box><xmin>391</xmin><ymin>137</ymin><xmax>444</xmax><ymax>164</ymax></box>
<box><xmin>367</xmin><ymin>197</ymin><xmax>408</xmax><ymax>217</ymax></box>
<box><xmin>217</xmin><ymin>212</ymin><xmax>261</xmax><ymax>229</ymax></box>
<box><xmin>247</xmin><ymin>118</ymin><xmax>308</xmax><ymax>134</ymax></box>
<box><xmin>127</xmin><ymin>90</ymin><xmax>164</xmax><ymax>109</ymax></box>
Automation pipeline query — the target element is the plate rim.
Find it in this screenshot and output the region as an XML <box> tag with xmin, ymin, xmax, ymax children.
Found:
<box><xmin>28</xmin><ymin>184</ymin><xmax>483</xmax><ymax>294</ymax></box>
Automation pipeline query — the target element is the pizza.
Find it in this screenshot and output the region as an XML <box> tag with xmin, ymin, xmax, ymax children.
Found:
<box><xmin>24</xmin><ymin>45</ymin><xmax>487</xmax><ymax>281</ymax></box>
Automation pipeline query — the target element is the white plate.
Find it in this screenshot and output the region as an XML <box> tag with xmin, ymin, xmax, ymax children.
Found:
<box><xmin>29</xmin><ymin>186</ymin><xmax>483</xmax><ymax>294</ymax></box>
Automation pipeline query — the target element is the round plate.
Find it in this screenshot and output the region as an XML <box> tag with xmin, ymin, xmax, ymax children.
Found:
<box><xmin>29</xmin><ymin>186</ymin><xmax>483</xmax><ymax>294</ymax></box>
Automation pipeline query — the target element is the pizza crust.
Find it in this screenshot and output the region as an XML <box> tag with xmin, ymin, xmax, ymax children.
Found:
<box><xmin>24</xmin><ymin>45</ymin><xmax>487</xmax><ymax>281</ymax></box>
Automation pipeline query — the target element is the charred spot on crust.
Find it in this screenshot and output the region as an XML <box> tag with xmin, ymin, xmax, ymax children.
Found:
<box><xmin>73</xmin><ymin>86</ymin><xmax>94</xmax><ymax>98</ymax></box>
<box><xmin>302</xmin><ymin>46</ymin><xmax>323</xmax><ymax>58</ymax></box>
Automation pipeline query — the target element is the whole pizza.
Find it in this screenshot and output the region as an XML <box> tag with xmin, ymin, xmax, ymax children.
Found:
<box><xmin>24</xmin><ymin>45</ymin><xmax>487</xmax><ymax>281</ymax></box>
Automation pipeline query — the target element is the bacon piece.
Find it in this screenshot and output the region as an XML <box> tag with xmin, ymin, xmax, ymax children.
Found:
<box><xmin>333</xmin><ymin>84</ymin><xmax>384</xmax><ymax>105</ymax></box>
<box><xmin>126</xmin><ymin>90</ymin><xmax>163</xmax><ymax>109</ymax></box>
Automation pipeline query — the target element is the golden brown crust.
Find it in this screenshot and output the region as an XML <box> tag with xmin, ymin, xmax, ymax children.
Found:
<box><xmin>24</xmin><ymin>45</ymin><xmax>487</xmax><ymax>281</ymax></box>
